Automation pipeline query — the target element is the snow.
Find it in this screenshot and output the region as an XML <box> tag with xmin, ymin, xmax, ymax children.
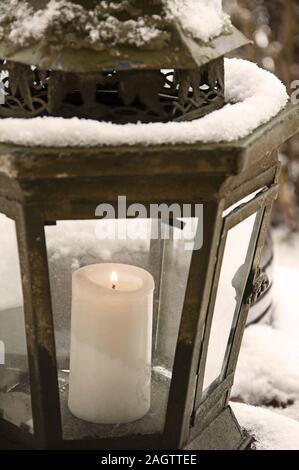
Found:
<box><xmin>0</xmin><ymin>0</ymin><xmax>228</xmax><ymax>52</ymax></box>
<box><xmin>233</xmin><ymin>324</ymin><xmax>299</xmax><ymax>406</ymax></box>
<box><xmin>232</xmin><ymin>402</ymin><xmax>299</xmax><ymax>450</ymax></box>
<box><xmin>0</xmin><ymin>59</ymin><xmax>289</xmax><ymax>149</ymax></box>
<box><xmin>231</xmin><ymin>228</ymin><xmax>299</xmax><ymax>449</ymax></box>
<box><xmin>167</xmin><ymin>0</ymin><xmax>231</xmax><ymax>43</ymax></box>
<box><xmin>0</xmin><ymin>0</ymin><xmax>169</xmax><ymax>50</ymax></box>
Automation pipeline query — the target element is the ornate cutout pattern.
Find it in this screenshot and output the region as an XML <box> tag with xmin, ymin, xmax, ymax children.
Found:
<box><xmin>0</xmin><ymin>58</ymin><xmax>224</xmax><ymax>123</ymax></box>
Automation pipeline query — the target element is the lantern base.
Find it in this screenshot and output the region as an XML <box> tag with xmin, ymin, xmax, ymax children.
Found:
<box><xmin>187</xmin><ymin>406</ymin><xmax>253</xmax><ymax>451</ymax></box>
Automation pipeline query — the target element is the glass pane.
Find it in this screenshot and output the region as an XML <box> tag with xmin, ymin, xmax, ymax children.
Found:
<box><xmin>45</xmin><ymin>217</ymin><xmax>197</xmax><ymax>440</ymax></box>
<box><xmin>202</xmin><ymin>210</ymin><xmax>263</xmax><ymax>396</ymax></box>
<box><xmin>153</xmin><ymin>221</ymin><xmax>194</xmax><ymax>373</ymax></box>
<box><xmin>0</xmin><ymin>214</ymin><xmax>33</xmax><ymax>432</ymax></box>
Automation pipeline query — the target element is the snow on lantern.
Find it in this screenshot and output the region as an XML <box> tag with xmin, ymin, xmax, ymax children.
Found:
<box><xmin>0</xmin><ymin>0</ymin><xmax>298</xmax><ymax>451</ymax></box>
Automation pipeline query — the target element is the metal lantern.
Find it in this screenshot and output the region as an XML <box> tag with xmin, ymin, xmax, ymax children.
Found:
<box><xmin>0</xmin><ymin>0</ymin><xmax>299</xmax><ymax>452</ymax></box>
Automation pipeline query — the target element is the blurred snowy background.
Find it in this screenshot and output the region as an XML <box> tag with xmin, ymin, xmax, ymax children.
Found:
<box><xmin>225</xmin><ymin>0</ymin><xmax>299</xmax><ymax>230</ymax></box>
<box><xmin>224</xmin><ymin>0</ymin><xmax>299</xmax><ymax>449</ymax></box>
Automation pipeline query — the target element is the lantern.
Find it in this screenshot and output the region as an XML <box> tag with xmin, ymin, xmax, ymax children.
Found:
<box><xmin>0</xmin><ymin>0</ymin><xmax>298</xmax><ymax>451</ymax></box>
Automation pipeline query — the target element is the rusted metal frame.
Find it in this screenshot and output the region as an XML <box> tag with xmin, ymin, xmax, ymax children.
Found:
<box><xmin>0</xmin><ymin>416</ymin><xmax>34</xmax><ymax>449</ymax></box>
<box><xmin>174</xmin><ymin>58</ymin><xmax>225</xmax><ymax>122</ymax></box>
<box><xmin>223</xmin><ymin>185</ymin><xmax>278</xmax><ymax>231</ymax></box>
<box><xmin>192</xmin><ymin>216</ymin><xmax>228</xmax><ymax>412</ymax></box>
<box><xmin>0</xmin><ymin>145</ymin><xmax>240</xmax><ymax>179</ymax></box>
<box><xmin>192</xmin><ymin>211</ymin><xmax>265</xmax><ymax>428</ymax></box>
<box><xmin>222</xmin><ymin>161</ymin><xmax>279</xmax><ymax>211</ymax></box>
<box><xmin>0</xmin><ymin>419</ymin><xmax>161</xmax><ymax>450</ymax></box>
<box><xmin>56</xmin><ymin>433</ymin><xmax>161</xmax><ymax>451</ymax></box>
<box><xmin>220</xmin><ymin>209</ymin><xmax>265</xmax><ymax>366</ymax></box>
<box><xmin>17</xmin><ymin>204</ymin><xmax>62</xmax><ymax>449</ymax></box>
<box><xmin>224</xmin><ymin>406</ymin><xmax>252</xmax><ymax>450</ymax></box>
<box><xmin>187</xmin><ymin>405</ymin><xmax>250</xmax><ymax>450</ymax></box>
<box><xmin>192</xmin><ymin>183</ymin><xmax>279</xmax><ymax>416</ymax></box>
<box><xmin>190</xmin><ymin>373</ymin><xmax>234</xmax><ymax>436</ymax></box>
<box><xmin>0</xmin><ymin>57</ymin><xmax>224</xmax><ymax>123</ymax></box>
<box><xmin>235</xmin><ymin>104</ymin><xmax>299</xmax><ymax>173</ymax></box>
<box><xmin>0</xmin><ymin>193</ymin><xmax>20</xmax><ymax>219</ymax></box>
<box><xmin>161</xmin><ymin>201</ymin><xmax>225</xmax><ymax>449</ymax></box>
<box><xmin>43</xmin><ymin>199</ymin><xmax>198</xmax><ymax>224</ymax></box>
<box><xmin>18</xmin><ymin>172</ymin><xmax>225</xmax><ymax>210</ymax></box>
<box><xmin>32</xmin><ymin>185</ymin><xmax>213</xmax><ymax>223</ymax></box>
<box><xmin>224</xmin><ymin>198</ymin><xmax>278</xmax><ymax>386</ymax></box>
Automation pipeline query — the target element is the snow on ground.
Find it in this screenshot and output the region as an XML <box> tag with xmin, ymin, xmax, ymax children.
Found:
<box><xmin>233</xmin><ymin>228</ymin><xmax>299</xmax><ymax>449</ymax></box>
<box><xmin>0</xmin><ymin>59</ymin><xmax>288</xmax><ymax>150</ymax></box>
<box><xmin>231</xmin><ymin>402</ymin><xmax>299</xmax><ymax>450</ymax></box>
<box><xmin>233</xmin><ymin>324</ymin><xmax>299</xmax><ymax>406</ymax></box>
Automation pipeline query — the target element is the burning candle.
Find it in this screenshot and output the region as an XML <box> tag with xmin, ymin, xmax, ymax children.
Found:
<box><xmin>68</xmin><ymin>263</ymin><xmax>154</xmax><ymax>424</ymax></box>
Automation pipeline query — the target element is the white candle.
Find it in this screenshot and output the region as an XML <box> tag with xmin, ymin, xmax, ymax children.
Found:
<box><xmin>68</xmin><ymin>263</ymin><xmax>154</xmax><ymax>424</ymax></box>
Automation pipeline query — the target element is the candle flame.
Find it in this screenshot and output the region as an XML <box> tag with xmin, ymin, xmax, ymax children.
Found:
<box><xmin>111</xmin><ymin>270</ymin><xmax>118</xmax><ymax>289</ymax></box>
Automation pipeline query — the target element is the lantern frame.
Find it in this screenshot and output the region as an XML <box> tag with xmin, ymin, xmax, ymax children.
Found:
<box><xmin>0</xmin><ymin>104</ymin><xmax>298</xmax><ymax>450</ymax></box>
<box><xmin>187</xmin><ymin>186</ymin><xmax>277</xmax><ymax>449</ymax></box>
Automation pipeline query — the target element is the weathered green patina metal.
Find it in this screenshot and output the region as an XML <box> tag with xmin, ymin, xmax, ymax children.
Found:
<box><xmin>0</xmin><ymin>104</ymin><xmax>298</xmax><ymax>450</ymax></box>
<box><xmin>0</xmin><ymin>1</ymin><xmax>248</xmax><ymax>71</ymax></box>
<box><xmin>0</xmin><ymin>0</ymin><xmax>249</xmax><ymax>122</ymax></box>
<box><xmin>0</xmin><ymin>58</ymin><xmax>226</xmax><ymax>122</ymax></box>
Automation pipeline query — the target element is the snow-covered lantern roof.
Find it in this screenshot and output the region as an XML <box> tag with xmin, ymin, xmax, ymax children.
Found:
<box><xmin>0</xmin><ymin>0</ymin><xmax>249</xmax><ymax>123</ymax></box>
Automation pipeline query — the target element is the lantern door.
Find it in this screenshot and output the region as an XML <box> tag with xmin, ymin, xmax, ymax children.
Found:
<box><xmin>190</xmin><ymin>184</ymin><xmax>279</xmax><ymax>446</ymax></box>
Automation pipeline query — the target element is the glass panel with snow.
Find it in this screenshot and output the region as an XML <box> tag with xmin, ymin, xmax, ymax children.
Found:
<box><xmin>44</xmin><ymin>216</ymin><xmax>198</xmax><ymax>440</ymax></box>
<box><xmin>202</xmin><ymin>209</ymin><xmax>264</xmax><ymax>399</ymax></box>
<box><xmin>0</xmin><ymin>214</ymin><xmax>33</xmax><ymax>433</ymax></box>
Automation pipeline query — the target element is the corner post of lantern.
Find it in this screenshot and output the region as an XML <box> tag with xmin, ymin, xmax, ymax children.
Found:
<box><xmin>163</xmin><ymin>201</ymin><xmax>225</xmax><ymax>449</ymax></box>
<box><xmin>188</xmin><ymin>154</ymin><xmax>284</xmax><ymax>448</ymax></box>
<box><xmin>17</xmin><ymin>205</ymin><xmax>62</xmax><ymax>448</ymax></box>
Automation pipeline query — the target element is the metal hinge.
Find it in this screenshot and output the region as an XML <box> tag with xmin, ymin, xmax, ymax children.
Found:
<box><xmin>245</xmin><ymin>267</ymin><xmax>270</xmax><ymax>307</ymax></box>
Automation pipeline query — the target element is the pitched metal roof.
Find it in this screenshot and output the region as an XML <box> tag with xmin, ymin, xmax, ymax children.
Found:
<box><xmin>0</xmin><ymin>0</ymin><xmax>250</xmax><ymax>72</ymax></box>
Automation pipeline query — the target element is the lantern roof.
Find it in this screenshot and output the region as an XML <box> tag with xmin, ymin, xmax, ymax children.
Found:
<box><xmin>0</xmin><ymin>0</ymin><xmax>249</xmax><ymax>73</ymax></box>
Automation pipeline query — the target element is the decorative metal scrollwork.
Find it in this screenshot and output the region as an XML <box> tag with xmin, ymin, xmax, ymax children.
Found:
<box><xmin>0</xmin><ymin>61</ymin><xmax>49</xmax><ymax>117</ymax></box>
<box><xmin>246</xmin><ymin>268</ymin><xmax>270</xmax><ymax>307</ymax></box>
<box><xmin>0</xmin><ymin>58</ymin><xmax>224</xmax><ymax>123</ymax></box>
